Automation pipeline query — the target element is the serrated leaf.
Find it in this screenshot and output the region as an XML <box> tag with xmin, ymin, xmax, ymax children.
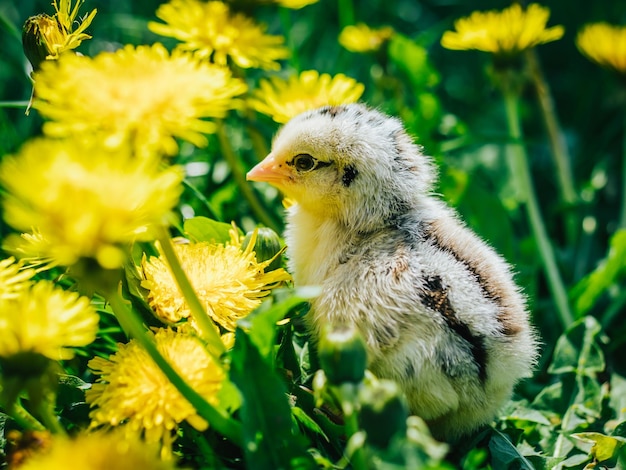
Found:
<box><xmin>489</xmin><ymin>429</ymin><xmax>535</xmax><ymax>470</ymax></box>
<box><xmin>183</xmin><ymin>216</ymin><xmax>234</xmax><ymax>244</ymax></box>
<box><xmin>549</xmin><ymin>316</ymin><xmax>606</xmax><ymax>377</ymax></box>
<box><xmin>572</xmin><ymin>229</ymin><xmax>626</xmax><ymax>317</ymax></box>
<box><xmin>230</xmin><ymin>330</ymin><xmax>316</xmax><ymax>470</ymax></box>
<box><xmin>610</xmin><ymin>374</ymin><xmax>626</xmax><ymax>423</ymax></box>
<box><xmin>572</xmin><ymin>432</ymin><xmax>626</xmax><ymax>462</ymax></box>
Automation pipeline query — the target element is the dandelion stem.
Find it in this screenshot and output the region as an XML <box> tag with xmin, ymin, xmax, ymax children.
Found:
<box><xmin>8</xmin><ymin>400</ymin><xmax>46</xmax><ymax>432</ymax></box>
<box><xmin>620</xmin><ymin>112</ymin><xmax>626</xmax><ymax>229</ymax></box>
<box><xmin>279</xmin><ymin>7</ymin><xmax>300</xmax><ymax>71</ymax></box>
<box><xmin>525</xmin><ymin>49</ymin><xmax>578</xmax><ymax>206</ymax></box>
<box><xmin>502</xmin><ymin>87</ymin><xmax>574</xmax><ymax>329</ymax></box>
<box><xmin>338</xmin><ymin>0</ymin><xmax>355</xmax><ymax>28</ymax></box>
<box><xmin>36</xmin><ymin>397</ymin><xmax>66</xmax><ymax>435</ymax></box>
<box><xmin>107</xmin><ymin>289</ymin><xmax>243</xmax><ymax>446</ymax></box>
<box><xmin>156</xmin><ymin>227</ymin><xmax>226</xmax><ymax>357</ymax></box>
<box><xmin>216</xmin><ymin>123</ymin><xmax>280</xmax><ymax>232</ymax></box>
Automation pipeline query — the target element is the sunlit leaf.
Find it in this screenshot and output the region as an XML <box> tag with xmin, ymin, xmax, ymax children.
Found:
<box><xmin>572</xmin><ymin>432</ymin><xmax>626</xmax><ymax>462</ymax></box>
<box><xmin>183</xmin><ymin>216</ymin><xmax>234</xmax><ymax>244</ymax></box>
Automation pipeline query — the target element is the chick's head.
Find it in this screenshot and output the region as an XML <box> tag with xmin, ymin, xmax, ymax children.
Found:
<box><xmin>247</xmin><ymin>104</ymin><xmax>436</xmax><ymax>231</ymax></box>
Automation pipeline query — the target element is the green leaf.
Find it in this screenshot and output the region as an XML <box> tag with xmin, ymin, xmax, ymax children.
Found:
<box><xmin>571</xmin><ymin>432</ymin><xmax>626</xmax><ymax>462</ymax></box>
<box><xmin>238</xmin><ymin>290</ymin><xmax>316</xmax><ymax>360</ymax></box>
<box><xmin>609</xmin><ymin>374</ymin><xmax>626</xmax><ymax>423</ymax></box>
<box><xmin>571</xmin><ymin>229</ymin><xmax>626</xmax><ymax>317</ymax></box>
<box><xmin>388</xmin><ymin>33</ymin><xmax>439</xmax><ymax>90</ymax></box>
<box><xmin>548</xmin><ymin>316</ymin><xmax>606</xmax><ymax>377</ymax></box>
<box><xmin>488</xmin><ymin>429</ymin><xmax>535</xmax><ymax>470</ymax></box>
<box><xmin>183</xmin><ymin>216</ymin><xmax>234</xmax><ymax>244</ymax></box>
<box><xmin>230</xmin><ymin>330</ymin><xmax>316</xmax><ymax>470</ymax></box>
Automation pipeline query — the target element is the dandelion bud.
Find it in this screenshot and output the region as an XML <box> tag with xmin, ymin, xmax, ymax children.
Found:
<box><xmin>242</xmin><ymin>227</ymin><xmax>283</xmax><ymax>271</ymax></box>
<box><xmin>358</xmin><ymin>379</ymin><xmax>408</xmax><ymax>448</ymax></box>
<box><xmin>22</xmin><ymin>14</ymin><xmax>60</xmax><ymax>71</ymax></box>
<box><xmin>318</xmin><ymin>325</ymin><xmax>367</xmax><ymax>385</ymax></box>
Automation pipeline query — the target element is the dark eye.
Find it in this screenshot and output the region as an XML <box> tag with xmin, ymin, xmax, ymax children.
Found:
<box><xmin>292</xmin><ymin>154</ymin><xmax>316</xmax><ymax>172</ymax></box>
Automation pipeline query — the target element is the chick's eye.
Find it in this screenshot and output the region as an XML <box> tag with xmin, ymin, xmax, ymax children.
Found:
<box><xmin>292</xmin><ymin>154</ymin><xmax>316</xmax><ymax>172</ymax></box>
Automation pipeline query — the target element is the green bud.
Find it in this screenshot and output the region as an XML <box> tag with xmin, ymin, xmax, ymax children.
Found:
<box><xmin>22</xmin><ymin>14</ymin><xmax>60</xmax><ymax>71</ymax></box>
<box><xmin>358</xmin><ymin>379</ymin><xmax>408</xmax><ymax>448</ymax></box>
<box><xmin>318</xmin><ymin>325</ymin><xmax>367</xmax><ymax>385</ymax></box>
<box><xmin>242</xmin><ymin>227</ymin><xmax>283</xmax><ymax>271</ymax></box>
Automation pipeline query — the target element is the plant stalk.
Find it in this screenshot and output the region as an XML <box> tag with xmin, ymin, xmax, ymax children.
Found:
<box><xmin>156</xmin><ymin>227</ymin><xmax>226</xmax><ymax>357</ymax></box>
<box><xmin>216</xmin><ymin>123</ymin><xmax>280</xmax><ymax>232</ymax></box>
<box><xmin>502</xmin><ymin>88</ymin><xmax>574</xmax><ymax>329</ymax></box>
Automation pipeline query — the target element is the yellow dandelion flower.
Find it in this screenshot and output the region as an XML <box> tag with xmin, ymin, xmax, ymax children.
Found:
<box><xmin>274</xmin><ymin>0</ymin><xmax>318</xmax><ymax>8</ymax></box>
<box><xmin>142</xmin><ymin>228</ymin><xmax>291</xmax><ymax>331</ymax></box>
<box><xmin>339</xmin><ymin>23</ymin><xmax>395</xmax><ymax>53</ymax></box>
<box><xmin>249</xmin><ymin>70</ymin><xmax>365</xmax><ymax>123</ymax></box>
<box><xmin>577</xmin><ymin>23</ymin><xmax>626</xmax><ymax>75</ymax></box>
<box><xmin>32</xmin><ymin>43</ymin><xmax>247</xmax><ymax>156</ymax></box>
<box><xmin>21</xmin><ymin>0</ymin><xmax>97</xmax><ymax>70</ymax></box>
<box><xmin>0</xmin><ymin>138</ymin><xmax>183</xmax><ymax>269</ymax></box>
<box><xmin>19</xmin><ymin>430</ymin><xmax>176</xmax><ymax>470</ymax></box>
<box><xmin>0</xmin><ymin>280</ymin><xmax>98</xmax><ymax>362</ymax></box>
<box><xmin>0</xmin><ymin>257</ymin><xmax>35</xmax><ymax>300</ymax></box>
<box><xmin>149</xmin><ymin>0</ymin><xmax>289</xmax><ymax>70</ymax></box>
<box><xmin>86</xmin><ymin>328</ymin><xmax>224</xmax><ymax>455</ymax></box>
<box><xmin>441</xmin><ymin>3</ymin><xmax>564</xmax><ymax>57</ymax></box>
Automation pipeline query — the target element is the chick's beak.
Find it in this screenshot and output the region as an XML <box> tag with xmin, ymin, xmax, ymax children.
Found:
<box><xmin>246</xmin><ymin>154</ymin><xmax>290</xmax><ymax>185</ymax></box>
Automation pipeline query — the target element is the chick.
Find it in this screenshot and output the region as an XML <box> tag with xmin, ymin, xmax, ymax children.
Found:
<box><xmin>246</xmin><ymin>103</ymin><xmax>538</xmax><ymax>441</ymax></box>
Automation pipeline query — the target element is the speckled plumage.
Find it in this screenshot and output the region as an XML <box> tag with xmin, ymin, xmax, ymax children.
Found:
<box><xmin>247</xmin><ymin>103</ymin><xmax>538</xmax><ymax>441</ymax></box>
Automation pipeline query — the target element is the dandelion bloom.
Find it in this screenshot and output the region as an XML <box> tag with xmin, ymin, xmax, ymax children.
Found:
<box><xmin>149</xmin><ymin>0</ymin><xmax>289</xmax><ymax>70</ymax></box>
<box><xmin>19</xmin><ymin>430</ymin><xmax>175</xmax><ymax>470</ymax></box>
<box><xmin>577</xmin><ymin>23</ymin><xmax>626</xmax><ymax>75</ymax></box>
<box><xmin>142</xmin><ymin>228</ymin><xmax>291</xmax><ymax>331</ymax></box>
<box><xmin>0</xmin><ymin>280</ymin><xmax>98</xmax><ymax>362</ymax></box>
<box><xmin>32</xmin><ymin>43</ymin><xmax>247</xmax><ymax>156</ymax></box>
<box><xmin>86</xmin><ymin>328</ymin><xmax>224</xmax><ymax>455</ymax></box>
<box><xmin>0</xmin><ymin>138</ymin><xmax>184</xmax><ymax>269</ymax></box>
<box><xmin>274</xmin><ymin>0</ymin><xmax>318</xmax><ymax>8</ymax></box>
<box><xmin>249</xmin><ymin>70</ymin><xmax>365</xmax><ymax>123</ymax></box>
<box><xmin>441</xmin><ymin>3</ymin><xmax>564</xmax><ymax>57</ymax></box>
<box><xmin>339</xmin><ymin>23</ymin><xmax>394</xmax><ymax>53</ymax></box>
<box><xmin>0</xmin><ymin>257</ymin><xmax>34</xmax><ymax>300</ymax></box>
<box><xmin>22</xmin><ymin>0</ymin><xmax>97</xmax><ymax>70</ymax></box>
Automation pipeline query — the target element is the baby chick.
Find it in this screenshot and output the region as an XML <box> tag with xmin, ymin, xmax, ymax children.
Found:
<box><xmin>247</xmin><ymin>104</ymin><xmax>538</xmax><ymax>441</ymax></box>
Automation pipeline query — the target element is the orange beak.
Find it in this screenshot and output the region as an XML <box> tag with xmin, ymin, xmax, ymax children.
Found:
<box><xmin>246</xmin><ymin>154</ymin><xmax>291</xmax><ymax>185</ymax></box>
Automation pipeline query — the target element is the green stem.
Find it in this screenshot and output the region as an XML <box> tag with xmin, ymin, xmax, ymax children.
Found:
<box><xmin>107</xmin><ymin>290</ymin><xmax>243</xmax><ymax>446</ymax></box>
<box><xmin>0</xmin><ymin>101</ymin><xmax>30</xmax><ymax>108</ymax></box>
<box><xmin>337</xmin><ymin>0</ymin><xmax>355</xmax><ymax>28</ymax></box>
<box><xmin>36</xmin><ymin>398</ymin><xmax>66</xmax><ymax>435</ymax></box>
<box><xmin>279</xmin><ymin>7</ymin><xmax>300</xmax><ymax>71</ymax></box>
<box><xmin>525</xmin><ymin>49</ymin><xmax>579</xmax><ymax>245</ymax></box>
<box><xmin>182</xmin><ymin>178</ymin><xmax>220</xmax><ymax>221</ymax></box>
<box><xmin>502</xmin><ymin>88</ymin><xmax>574</xmax><ymax>329</ymax></box>
<box><xmin>8</xmin><ymin>400</ymin><xmax>46</xmax><ymax>432</ymax></box>
<box><xmin>156</xmin><ymin>227</ymin><xmax>225</xmax><ymax>357</ymax></box>
<box><xmin>620</xmin><ymin>112</ymin><xmax>626</xmax><ymax>229</ymax></box>
<box><xmin>216</xmin><ymin>123</ymin><xmax>281</xmax><ymax>232</ymax></box>
<box><xmin>337</xmin><ymin>384</ymin><xmax>367</xmax><ymax>470</ymax></box>
<box><xmin>525</xmin><ymin>49</ymin><xmax>578</xmax><ymax>206</ymax></box>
